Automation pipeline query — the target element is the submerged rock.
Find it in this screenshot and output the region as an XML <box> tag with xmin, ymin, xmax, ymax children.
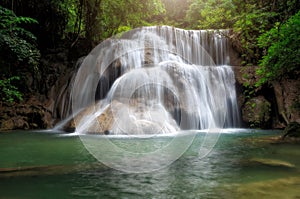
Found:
<box><xmin>0</xmin><ymin>163</ymin><xmax>107</xmax><ymax>178</ymax></box>
<box><xmin>231</xmin><ymin>176</ymin><xmax>300</xmax><ymax>199</ymax></box>
<box><xmin>247</xmin><ymin>158</ymin><xmax>296</xmax><ymax>168</ymax></box>
<box><xmin>242</xmin><ymin>134</ymin><xmax>300</xmax><ymax>145</ymax></box>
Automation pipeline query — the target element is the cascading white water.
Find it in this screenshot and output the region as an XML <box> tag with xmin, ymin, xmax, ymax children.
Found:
<box><xmin>65</xmin><ymin>26</ymin><xmax>240</xmax><ymax>135</ymax></box>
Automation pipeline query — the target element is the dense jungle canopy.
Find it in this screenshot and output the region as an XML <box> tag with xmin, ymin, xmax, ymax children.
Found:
<box><xmin>0</xmin><ymin>0</ymin><xmax>299</xmax><ymax>103</ymax></box>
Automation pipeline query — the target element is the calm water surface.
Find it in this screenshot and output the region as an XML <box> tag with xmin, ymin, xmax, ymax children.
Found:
<box><xmin>0</xmin><ymin>129</ymin><xmax>300</xmax><ymax>198</ymax></box>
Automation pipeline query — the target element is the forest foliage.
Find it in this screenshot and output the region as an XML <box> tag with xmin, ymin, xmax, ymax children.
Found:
<box><xmin>0</xmin><ymin>5</ymin><xmax>40</xmax><ymax>103</ymax></box>
<box><xmin>256</xmin><ymin>10</ymin><xmax>300</xmax><ymax>86</ymax></box>
<box><xmin>0</xmin><ymin>0</ymin><xmax>299</xmax><ymax>102</ymax></box>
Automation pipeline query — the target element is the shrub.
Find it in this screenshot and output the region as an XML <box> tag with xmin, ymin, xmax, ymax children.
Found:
<box><xmin>256</xmin><ymin>11</ymin><xmax>300</xmax><ymax>86</ymax></box>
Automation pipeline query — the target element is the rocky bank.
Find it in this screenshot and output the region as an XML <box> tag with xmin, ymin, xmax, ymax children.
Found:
<box><xmin>234</xmin><ymin>65</ymin><xmax>300</xmax><ymax>129</ymax></box>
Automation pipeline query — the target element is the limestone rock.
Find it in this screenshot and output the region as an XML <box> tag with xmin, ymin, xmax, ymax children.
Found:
<box><xmin>68</xmin><ymin>101</ymin><xmax>122</xmax><ymax>134</ymax></box>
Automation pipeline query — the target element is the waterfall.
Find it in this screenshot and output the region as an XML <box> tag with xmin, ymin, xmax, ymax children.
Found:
<box><xmin>58</xmin><ymin>26</ymin><xmax>240</xmax><ymax>134</ymax></box>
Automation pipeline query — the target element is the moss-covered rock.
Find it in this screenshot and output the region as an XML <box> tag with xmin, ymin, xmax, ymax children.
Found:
<box><xmin>242</xmin><ymin>96</ymin><xmax>271</xmax><ymax>128</ymax></box>
<box><xmin>282</xmin><ymin>122</ymin><xmax>300</xmax><ymax>139</ymax></box>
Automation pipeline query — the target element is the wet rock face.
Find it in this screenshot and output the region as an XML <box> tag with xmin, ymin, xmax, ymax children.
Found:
<box><xmin>234</xmin><ymin>65</ymin><xmax>272</xmax><ymax>128</ymax></box>
<box><xmin>242</xmin><ymin>96</ymin><xmax>271</xmax><ymax>128</ymax></box>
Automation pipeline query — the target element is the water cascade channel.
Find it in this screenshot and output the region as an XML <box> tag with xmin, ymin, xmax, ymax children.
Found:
<box><xmin>55</xmin><ymin>26</ymin><xmax>240</xmax><ymax>135</ymax></box>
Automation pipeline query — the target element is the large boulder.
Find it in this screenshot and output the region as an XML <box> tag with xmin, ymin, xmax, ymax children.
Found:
<box><xmin>242</xmin><ymin>96</ymin><xmax>271</xmax><ymax>128</ymax></box>
<box><xmin>66</xmin><ymin>101</ymin><xmax>120</xmax><ymax>134</ymax></box>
